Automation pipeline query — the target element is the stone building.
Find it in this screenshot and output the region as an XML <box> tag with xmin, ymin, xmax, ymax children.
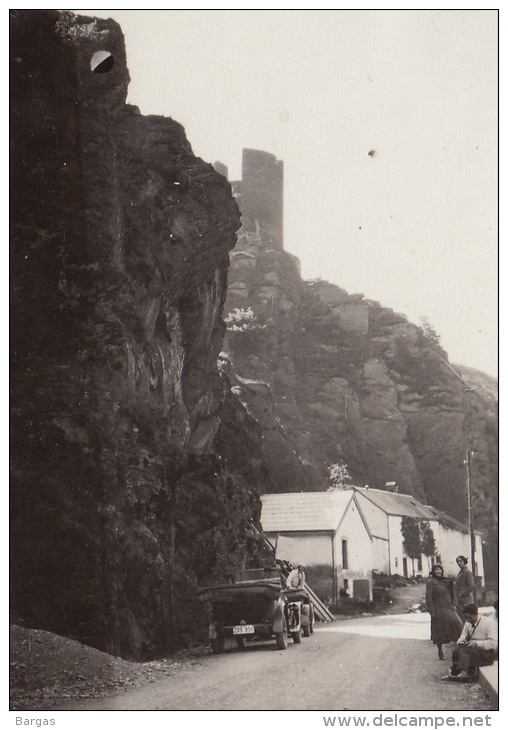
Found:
<box><xmin>215</xmin><ymin>148</ymin><xmax>284</xmax><ymax>251</ymax></box>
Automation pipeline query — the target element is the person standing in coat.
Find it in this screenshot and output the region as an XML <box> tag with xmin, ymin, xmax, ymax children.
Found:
<box><xmin>454</xmin><ymin>555</ymin><xmax>475</xmax><ymax>621</ymax></box>
<box><xmin>426</xmin><ymin>564</ymin><xmax>463</xmax><ymax>660</ymax></box>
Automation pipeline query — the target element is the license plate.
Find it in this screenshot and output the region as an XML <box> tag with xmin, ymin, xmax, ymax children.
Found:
<box><xmin>233</xmin><ymin>625</ymin><xmax>255</xmax><ymax>635</ymax></box>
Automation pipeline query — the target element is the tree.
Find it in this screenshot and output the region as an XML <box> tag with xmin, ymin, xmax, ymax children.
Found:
<box><xmin>224</xmin><ymin>307</ymin><xmax>266</xmax><ymax>332</ymax></box>
<box><xmin>327</xmin><ymin>462</ymin><xmax>355</xmax><ymax>490</ymax></box>
<box><xmin>419</xmin><ymin>520</ymin><xmax>437</xmax><ymax>572</ymax></box>
<box><xmin>401</xmin><ymin>516</ymin><xmax>422</xmax><ymax>577</ymax></box>
<box><xmin>419</xmin><ymin>317</ymin><xmax>441</xmax><ymax>346</ymax></box>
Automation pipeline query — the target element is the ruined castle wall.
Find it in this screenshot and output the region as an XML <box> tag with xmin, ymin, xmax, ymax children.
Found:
<box><xmin>240</xmin><ymin>148</ymin><xmax>284</xmax><ymax>249</ymax></box>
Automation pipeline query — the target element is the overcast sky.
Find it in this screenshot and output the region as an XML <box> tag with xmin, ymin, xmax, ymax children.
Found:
<box><xmin>77</xmin><ymin>8</ymin><xmax>498</xmax><ymax>378</ymax></box>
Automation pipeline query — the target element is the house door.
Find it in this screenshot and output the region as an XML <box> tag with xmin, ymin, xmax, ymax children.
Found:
<box><xmin>402</xmin><ymin>558</ymin><xmax>408</xmax><ymax>578</ymax></box>
<box><xmin>353</xmin><ymin>579</ymin><xmax>370</xmax><ymax>600</ymax></box>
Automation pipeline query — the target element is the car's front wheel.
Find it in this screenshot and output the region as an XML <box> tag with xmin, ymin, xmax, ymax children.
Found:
<box><xmin>275</xmin><ymin>632</ymin><xmax>287</xmax><ymax>650</ymax></box>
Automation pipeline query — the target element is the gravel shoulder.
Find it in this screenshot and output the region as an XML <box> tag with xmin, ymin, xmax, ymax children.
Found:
<box><xmin>9</xmin><ymin>624</ymin><xmax>209</xmax><ymax>710</ymax></box>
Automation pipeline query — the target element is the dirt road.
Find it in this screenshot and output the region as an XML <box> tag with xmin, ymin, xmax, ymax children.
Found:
<box><xmin>54</xmin><ymin>612</ymin><xmax>496</xmax><ymax>712</ymax></box>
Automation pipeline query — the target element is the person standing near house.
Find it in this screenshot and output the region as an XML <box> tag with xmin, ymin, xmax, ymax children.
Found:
<box><xmin>442</xmin><ymin>602</ymin><xmax>498</xmax><ymax>681</ymax></box>
<box><xmin>286</xmin><ymin>564</ymin><xmax>306</xmax><ymax>589</ymax></box>
<box><xmin>426</xmin><ymin>564</ymin><xmax>463</xmax><ymax>660</ymax></box>
<box><xmin>454</xmin><ymin>555</ymin><xmax>475</xmax><ymax>621</ymax></box>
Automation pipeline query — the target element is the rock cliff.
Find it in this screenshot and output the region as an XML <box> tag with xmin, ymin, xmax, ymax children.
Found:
<box><xmin>10</xmin><ymin>10</ymin><xmax>269</xmax><ymax>659</ymax></box>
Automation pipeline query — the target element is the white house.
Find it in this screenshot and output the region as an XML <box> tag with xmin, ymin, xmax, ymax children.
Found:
<box><xmin>352</xmin><ymin>486</ymin><xmax>484</xmax><ymax>586</ymax></box>
<box><xmin>260</xmin><ymin>490</ymin><xmax>373</xmax><ymax>602</ymax></box>
<box><xmin>425</xmin><ymin>506</ymin><xmax>485</xmax><ymax>585</ymax></box>
<box><xmin>260</xmin><ymin>486</ymin><xmax>485</xmax><ymax>605</ymax></box>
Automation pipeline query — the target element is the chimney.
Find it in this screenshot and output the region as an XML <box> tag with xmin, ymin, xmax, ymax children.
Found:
<box><xmin>385</xmin><ymin>481</ymin><xmax>398</xmax><ymax>493</ymax></box>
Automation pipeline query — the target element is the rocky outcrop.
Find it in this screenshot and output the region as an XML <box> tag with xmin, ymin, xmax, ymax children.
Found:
<box><xmin>10</xmin><ymin>10</ymin><xmax>270</xmax><ymax>659</ymax></box>
<box><xmin>223</xmin><ymin>199</ymin><xmax>498</xmax><ymax>582</ymax></box>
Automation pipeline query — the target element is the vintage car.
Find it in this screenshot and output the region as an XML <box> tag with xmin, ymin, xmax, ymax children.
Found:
<box><xmin>198</xmin><ymin>566</ymin><xmax>311</xmax><ymax>652</ymax></box>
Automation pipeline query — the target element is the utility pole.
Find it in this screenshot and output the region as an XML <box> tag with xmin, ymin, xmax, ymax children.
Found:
<box><xmin>465</xmin><ymin>448</ymin><xmax>477</xmax><ymax>602</ymax></box>
<box><xmin>438</xmin><ymin>356</ymin><xmax>477</xmax><ymax>601</ymax></box>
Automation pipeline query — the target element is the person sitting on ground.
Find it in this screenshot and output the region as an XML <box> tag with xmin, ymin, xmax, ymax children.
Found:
<box><xmin>286</xmin><ymin>564</ymin><xmax>306</xmax><ymax>590</ymax></box>
<box><xmin>442</xmin><ymin>603</ymin><xmax>498</xmax><ymax>681</ymax></box>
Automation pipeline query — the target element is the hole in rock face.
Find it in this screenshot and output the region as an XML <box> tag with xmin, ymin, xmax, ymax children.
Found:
<box><xmin>90</xmin><ymin>51</ymin><xmax>114</xmax><ymax>73</ymax></box>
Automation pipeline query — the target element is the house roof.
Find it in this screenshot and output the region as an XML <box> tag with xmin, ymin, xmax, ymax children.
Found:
<box><xmin>427</xmin><ymin>507</ymin><xmax>474</xmax><ymax>535</ymax></box>
<box><xmin>353</xmin><ymin>487</ymin><xmax>437</xmax><ymax>519</ymax></box>
<box><xmin>353</xmin><ymin>487</ymin><xmax>472</xmax><ymax>534</ymax></box>
<box><xmin>261</xmin><ymin>487</ymin><xmax>476</xmax><ymax>537</ymax></box>
<box><xmin>260</xmin><ymin>490</ymin><xmax>356</xmax><ymax>532</ymax></box>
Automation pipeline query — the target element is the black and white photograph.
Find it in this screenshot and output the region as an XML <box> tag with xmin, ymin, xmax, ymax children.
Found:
<box><xmin>9</xmin><ymin>5</ymin><xmax>500</xmax><ymax>724</ymax></box>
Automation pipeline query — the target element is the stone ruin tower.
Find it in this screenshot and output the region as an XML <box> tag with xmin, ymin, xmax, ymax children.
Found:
<box><xmin>215</xmin><ymin>147</ymin><xmax>301</xmax><ymax>324</ymax></box>
<box><xmin>215</xmin><ymin>148</ymin><xmax>284</xmax><ymax>252</ymax></box>
<box><xmin>237</xmin><ymin>148</ymin><xmax>284</xmax><ymax>250</ymax></box>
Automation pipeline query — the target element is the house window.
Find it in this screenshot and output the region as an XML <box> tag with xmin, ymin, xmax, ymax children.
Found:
<box><xmin>342</xmin><ymin>539</ymin><xmax>348</xmax><ymax>569</ymax></box>
<box><xmin>417</xmin><ymin>558</ymin><xmax>422</xmax><ymax>572</ymax></box>
<box><xmin>395</xmin><ymin>557</ymin><xmax>398</xmax><ymax>568</ymax></box>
